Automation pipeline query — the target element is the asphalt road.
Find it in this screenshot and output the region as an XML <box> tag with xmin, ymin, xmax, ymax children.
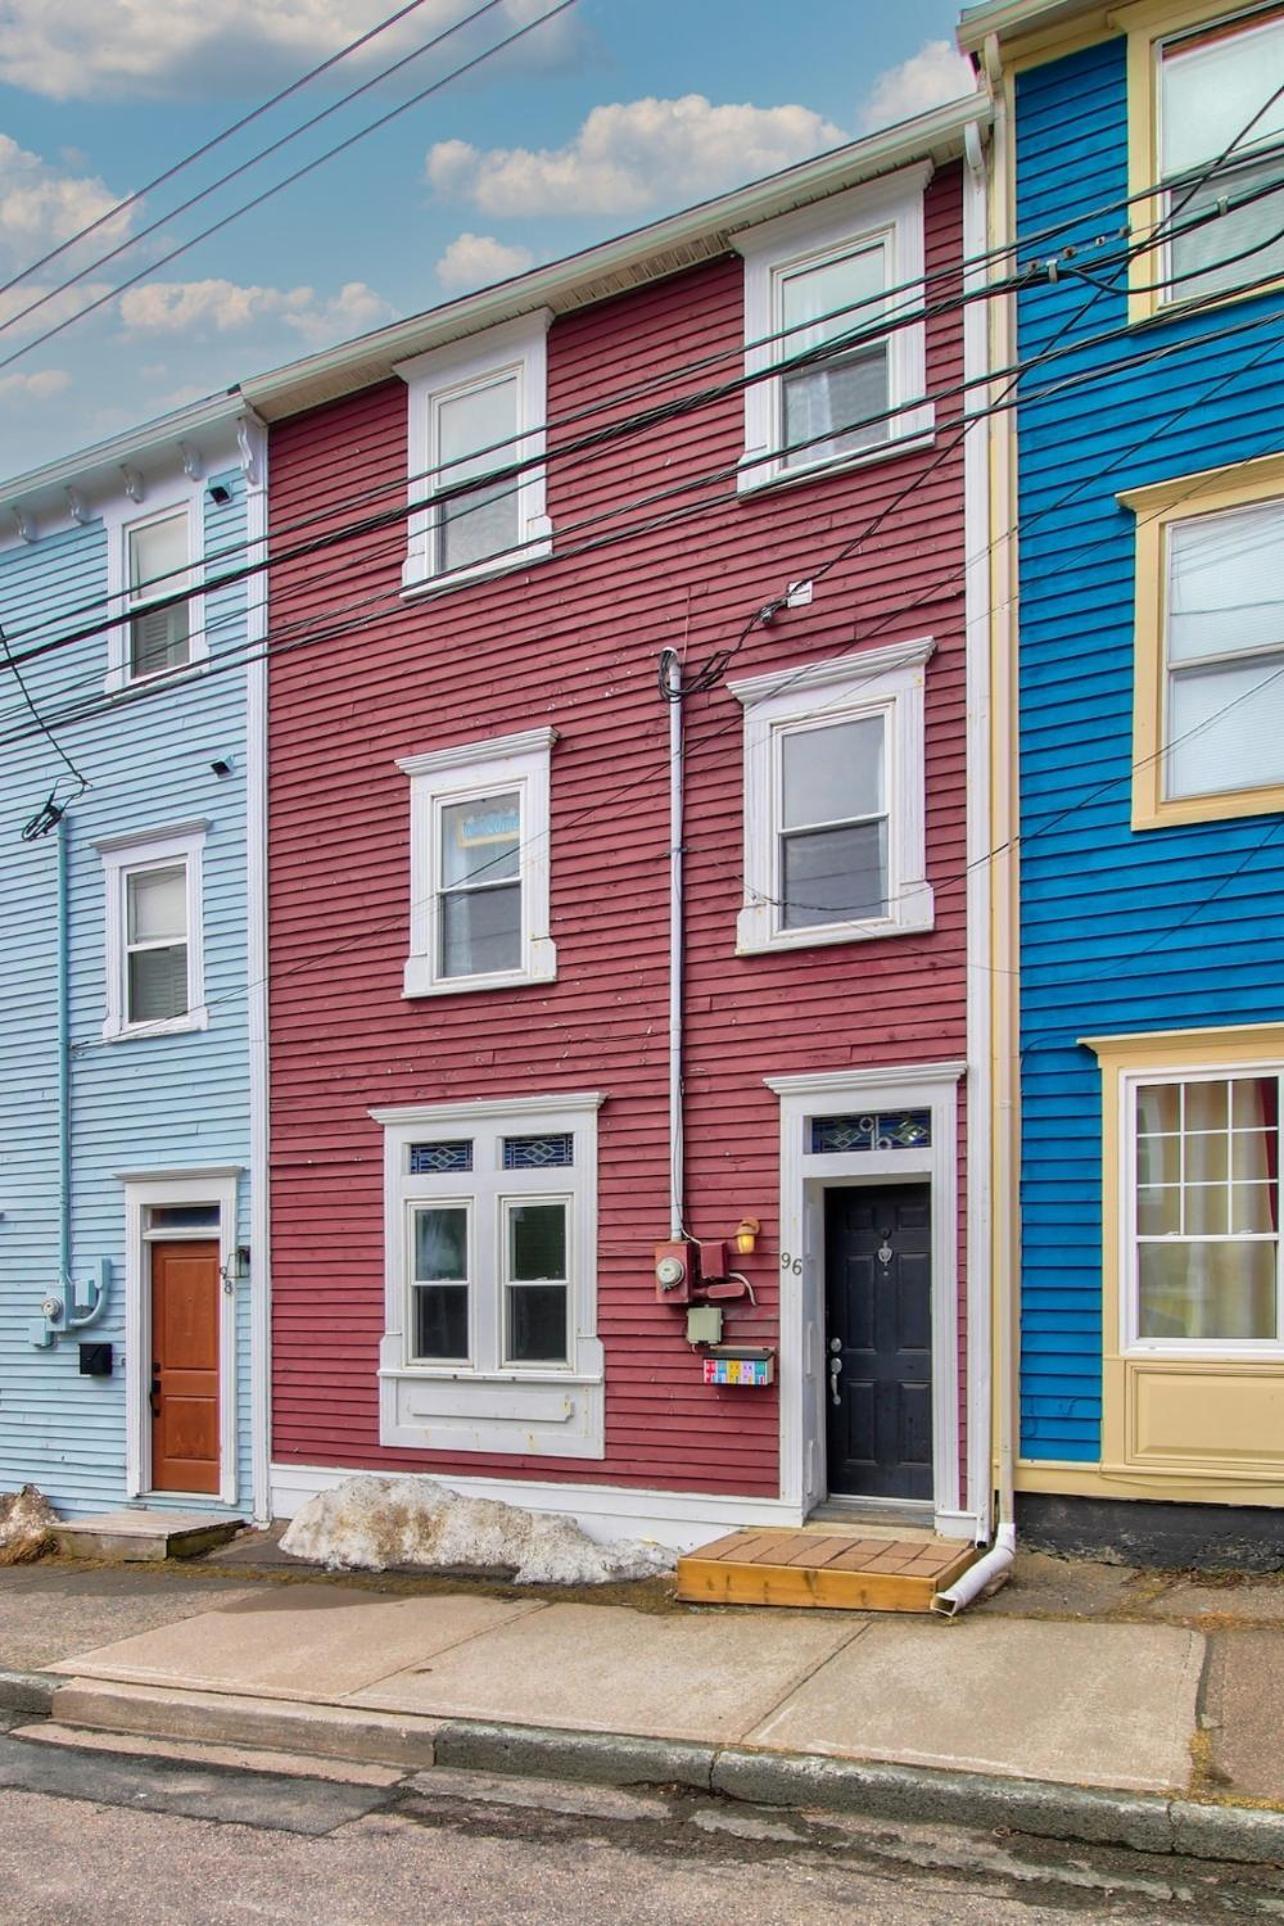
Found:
<box><xmin>1</xmin><ymin>1717</ymin><xmax>1282</xmax><ymax>1924</ymax></box>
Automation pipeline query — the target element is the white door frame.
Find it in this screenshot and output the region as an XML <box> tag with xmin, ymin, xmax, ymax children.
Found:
<box><xmin>120</xmin><ymin>1166</ymin><xmax>242</xmax><ymax>1507</ymax></box>
<box><xmin>765</xmin><ymin>1062</ymin><xmax>970</xmax><ymax>1538</ymax></box>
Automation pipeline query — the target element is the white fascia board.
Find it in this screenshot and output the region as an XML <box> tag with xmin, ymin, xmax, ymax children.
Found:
<box><xmin>241</xmin><ymin>95</ymin><xmax>992</xmax><ymax>423</ymax></box>
<box><xmin>0</xmin><ymin>392</ymin><xmax>245</xmax><ymax>522</ymax></box>
<box><xmin>956</xmin><ymin>0</ymin><xmax>1094</xmax><ymax>52</ymax></box>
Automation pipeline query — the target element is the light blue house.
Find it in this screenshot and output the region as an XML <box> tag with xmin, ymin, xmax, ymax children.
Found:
<box><xmin>0</xmin><ymin>396</ymin><xmax>269</xmax><ymax>1525</ymax></box>
<box><xmin>963</xmin><ymin>0</ymin><xmax>1284</xmax><ymax>1562</ymax></box>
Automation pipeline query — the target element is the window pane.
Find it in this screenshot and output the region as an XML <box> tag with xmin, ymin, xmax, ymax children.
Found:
<box><xmin>440</xmin><ymin>881</ymin><xmax>521</xmax><ymax>977</ymax></box>
<box><xmin>781</xmin><ymin>820</ymin><xmax>887</xmax><ymax>928</ymax></box>
<box><xmin>1232</xmin><ymin>1182</ymin><xmax>1278</xmax><ymax>1235</ymax></box>
<box><xmin>413</xmin><ymin>1206</ymin><xmax>467</xmax><ymax>1281</ymax></box>
<box><xmin>1161</xmin><ymin>17</ymin><xmax>1284</xmax><ymax>177</ymax></box>
<box><xmin>1185</xmin><ymin>1182</ymin><xmax>1229</xmax><ymax>1235</ymax></box>
<box><xmin>1137</xmin><ymin>1184</ymin><xmax>1181</xmax><ymax>1236</ymax></box>
<box><xmin>1137</xmin><ymin>1133</ymin><xmax>1180</xmax><ymax>1186</ymax></box>
<box><xmin>436</xmin><ymin>376</ymin><xmax>520</xmax><ymax>572</ymax></box>
<box><xmin>441</xmin><ymin>475</ymin><xmax>519</xmax><ymax>574</ymax></box>
<box><xmin>1167</xmin><ymin>659</ymin><xmax>1284</xmax><ymax>797</ymax></box>
<box><xmin>1168</xmin><ymin>503</ymin><xmax>1284</xmax><ymax>666</ymax></box>
<box><xmin>1234</xmin><ymin>1076</ymin><xmax>1279</xmax><ymax>1130</ymax></box>
<box><xmin>1138</xmin><ymin>1240</ymin><xmax>1276</xmax><ymax>1340</ymax></box>
<box><xmin>129</xmin><ymin>515</ymin><xmax>188</xmax><ymax>595</ymax></box>
<box><xmin>441</xmin><ymin>794</ymin><xmax>520</xmax><ymax>889</ymax></box>
<box><xmin>781</xmin><ymin>716</ymin><xmax>883</xmax><ymax>829</ymax></box>
<box><xmin>509</xmin><ymin>1202</ymin><xmax>566</xmax><ymax>1281</ymax></box>
<box><xmin>506</xmin><ymin>1284</ymin><xmax>568</xmax><ymax>1364</ymax></box>
<box><xmin>783</xmin><ymin>346</ymin><xmax>888</xmax><ymax>467</ymax></box>
<box><xmin>130</xmin><ymin>604</ymin><xmax>191</xmax><ymax>679</ymax></box>
<box><xmin>503</xmin><ymin>1133</ymin><xmax>573</xmax><ymax>1169</ymax></box>
<box><xmin>1138</xmin><ymin>1083</ymin><xmax>1181</xmax><ymax>1135</ymax></box>
<box><xmin>413</xmin><ymin>1284</ymin><xmax>468</xmax><ymax>1360</ymax></box>
<box><xmin>780</xmin><ymin>244</ymin><xmax>885</xmax><ymax>352</ymax></box>
<box><xmin>128</xmin><ymin>944</ymin><xmax>188</xmax><ymax>1022</ymax></box>
<box><xmin>127</xmin><ymin>866</ymin><xmax>186</xmax><ymax>944</ymax></box>
<box><xmin>148</xmin><ymin>1204</ymin><xmax>219</xmax><ymax>1230</ymax></box>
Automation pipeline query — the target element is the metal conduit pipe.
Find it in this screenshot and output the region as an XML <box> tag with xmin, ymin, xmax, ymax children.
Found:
<box><xmin>662</xmin><ymin>648</ymin><xmax>685</xmax><ymax>1240</ymax></box>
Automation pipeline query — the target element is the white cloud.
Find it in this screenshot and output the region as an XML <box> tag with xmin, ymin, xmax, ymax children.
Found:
<box><xmin>0</xmin><ymin>368</ymin><xmax>71</xmax><ymax>402</ymax></box>
<box><xmin>435</xmin><ymin>231</ymin><xmax>534</xmax><ymax>291</ymax></box>
<box><xmin>857</xmin><ymin>41</ymin><xmax>975</xmax><ymax>134</ymax></box>
<box><xmin>0</xmin><ymin>280</ymin><xmax>115</xmax><ymax>341</ymax></box>
<box><xmin>117</xmin><ymin>276</ymin><xmax>394</xmax><ymax>345</ymax></box>
<box><xmin>426</xmin><ymin>94</ymin><xmax>846</xmax><ymax>218</ymax></box>
<box><xmin>0</xmin><ymin>0</ymin><xmax>582</xmax><ymax>102</ymax></box>
<box><xmin>0</xmin><ymin>134</ymin><xmax>129</xmax><ymax>267</ymax></box>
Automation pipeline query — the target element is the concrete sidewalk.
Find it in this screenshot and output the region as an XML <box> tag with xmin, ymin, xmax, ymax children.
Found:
<box><xmin>4</xmin><ymin>1549</ymin><xmax>1284</xmax><ymax>1862</ymax></box>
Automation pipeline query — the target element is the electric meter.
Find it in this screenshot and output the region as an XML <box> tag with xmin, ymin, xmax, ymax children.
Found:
<box><xmin>655</xmin><ymin>1254</ymin><xmax>686</xmax><ymax>1290</ymax></box>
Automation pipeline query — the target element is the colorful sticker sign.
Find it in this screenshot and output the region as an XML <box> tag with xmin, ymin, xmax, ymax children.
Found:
<box><xmin>703</xmin><ymin>1355</ymin><xmax>773</xmax><ymax>1386</ymax></box>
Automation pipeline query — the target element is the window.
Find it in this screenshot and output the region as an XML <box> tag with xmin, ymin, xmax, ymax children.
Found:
<box><xmin>399</xmin><ymin>728</ymin><xmax>557</xmax><ymax>998</ymax></box>
<box><xmin>1130</xmin><ymin>1072</ymin><xmax>1281</xmax><ymax>1346</ymax></box>
<box><xmin>396</xmin><ymin>312</ymin><xmax>552</xmax><ymax>591</ymax></box>
<box><xmin>1122</xmin><ymin>451</ymin><xmax>1284</xmax><ymax>828</ymax></box>
<box><xmin>127</xmin><ymin>512</ymin><xmax>192</xmax><ymax>679</ymax></box>
<box><xmin>97</xmin><ymin>823</ymin><xmax>207</xmax><ymax>1040</ymax></box>
<box><xmin>732</xmin><ymin>639</ymin><xmax>934</xmax><ymax>953</ymax></box>
<box><xmin>1129</xmin><ymin>4</ymin><xmax>1284</xmax><ymax>320</ymax></box>
<box><xmin>373</xmin><ymin>1094</ymin><xmax>605</xmax><ymax>1457</ymax></box>
<box><xmin>734</xmin><ymin>168</ymin><xmax>934</xmax><ymax>493</ymax></box>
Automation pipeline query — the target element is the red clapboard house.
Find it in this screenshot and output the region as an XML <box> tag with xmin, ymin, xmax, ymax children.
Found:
<box><xmin>249</xmin><ymin>94</ymin><xmax>995</xmax><ymax>1555</ymax></box>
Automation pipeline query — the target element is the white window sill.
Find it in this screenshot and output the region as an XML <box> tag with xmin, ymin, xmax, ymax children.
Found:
<box><xmin>400</xmin><ymin>532</ymin><xmax>553</xmax><ymax>599</ymax></box>
<box><xmin>737</xmin><ymin>409</ymin><xmax>936</xmax><ymax>500</ymax></box>
<box><xmin>403</xmin><ymin>940</ymin><xmax>557</xmax><ymax>999</ymax></box>
<box><xmin>102</xmin><ymin>1004</ymin><xmax>209</xmax><ymax>1042</ymax></box>
<box><xmin>736</xmin><ymin>887</ymin><xmax>934</xmax><ymax>954</ymax></box>
<box><xmin>380</xmin><ymin>1366</ymin><xmax>600</xmax><ymax>1385</ymax></box>
<box><xmin>1125</xmin><ymin>1342</ymin><xmax>1284</xmax><ymax>1361</ymax></box>
<box><xmin>104</xmin><ymin>657</ymin><xmax>209</xmax><ymax>699</ymax></box>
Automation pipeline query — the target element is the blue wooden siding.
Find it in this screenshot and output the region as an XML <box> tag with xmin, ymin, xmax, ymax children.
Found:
<box><xmin>0</xmin><ymin>468</ymin><xmax>254</xmax><ymax>1515</ymax></box>
<box><xmin>1015</xmin><ymin>37</ymin><xmax>1284</xmax><ymax>1461</ymax></box>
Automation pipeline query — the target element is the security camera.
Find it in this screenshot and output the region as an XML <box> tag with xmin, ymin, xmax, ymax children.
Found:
<box><xmin>208</xmin><ymin>483</ymin><xmax>232</xmax><ymax>506</ymax></box>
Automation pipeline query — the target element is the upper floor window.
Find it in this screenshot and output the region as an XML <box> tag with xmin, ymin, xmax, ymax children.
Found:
<box><xmin>107</xmin><ymin>502</ymin><xmax>204</xmax><ymax>691</ymax></box>
<box><xmin>731</xmin><ymin>638</ymin><xmax>935</xmax><ymax>953</ymax></box>
<box><xmin>396</xmin><ymin>312</ymin><xmax>552</xmax><ymax>593</ymax></box>
<box><xmin>398</xmin><ymin>727</ymin><xmax>557</xmax><ymax>997</ymax></box>
<box><xmin>1128</xmin><ymin>1070</ymin><xmax>1282</xmax><ymax>1349</ymax></box>
<box><xmin>1122</xmin><ymin>452</ymin><xmax>1284</xmax><ymax>828</ymax></box>
<box><xmin>734</xmin><ymin>168</ymin><xmax>934</xmax><ymax>494</ymax></box>
<box><xmin>97</xmin><ymin>822</ymin><xmax>208</xmax><ymax>1041</ymax></box>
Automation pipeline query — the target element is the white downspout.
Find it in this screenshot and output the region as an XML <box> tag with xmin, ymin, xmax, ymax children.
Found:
<box><xmin>662</xmin><ymin>649</ymin><xmax>685</xmax><ymax>1240</ymax></box>
<box><xmin>934</xmin><ymin>69</ymin><xmax>1018</xmax><ymax>1617</ymax></box>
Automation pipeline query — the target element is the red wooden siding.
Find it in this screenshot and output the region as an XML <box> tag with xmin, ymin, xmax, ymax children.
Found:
<box><xmin>267</xmin><ymin>164</ymin><xmax>970</xmax><ymax>1498</ymax></box>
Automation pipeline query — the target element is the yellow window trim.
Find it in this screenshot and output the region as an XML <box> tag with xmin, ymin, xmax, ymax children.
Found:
<box><xmin>1082</xmin><ymin>1025</ymin><xmax>1284</xmax><ymax>1494</ymax></box>
<box><xmin>1124</xmin><ymin>1</ymin><xmax>1284</xmax><ymax>326</ymax></box>
<box><xmin>1119</xmin><ymin>451</ymin><xmax>1284</xmax><ymax>830</ymax></box>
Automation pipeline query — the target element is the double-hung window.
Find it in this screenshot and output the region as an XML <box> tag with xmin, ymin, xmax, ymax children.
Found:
<box><xmin>734</xmin><ymin>168</ymin><xmax>933</xmax><ymax>493</ymax></box>
<box><xmin>399</xmin><ymin>728</ymin><xmax>557</xmax><ymax>997</ymax></box>
<box><xmin>397</xmin><ymin>312</ymin><xmax>552</xmax><ymax>591</ymax></box>
<box><xmin>374</xmin><ymin>1095</ymin><xmax>605</xmax><ymax>1457</ymax></box>
<box><xmin>106</xmin><ymin>501</ymin><xmax>204</xmax><ymax>691</ymax></box>
<box><xmin>732</xmin><ymin>639</ymin><xmax>934</xmax><ymax>952</ymax></box>
<box><xmin>97</xmin><ymin>823</ymin><xmax>207</xmax><ymax>1040</ymax></box>
<box><xmin>1123</xmin><ymin>454</ymin><xmax>1284</xmax><ymax>827</ymax></box>
<box><xmin>1128</xmin><ymin>1070</ymin><xmax>1282</xmax><ymax>1348</ymax></box>
<box><xmin>1153</xmin><ymin>8</ymin><xmax>1284</xmax><ymax>310</ymax></box>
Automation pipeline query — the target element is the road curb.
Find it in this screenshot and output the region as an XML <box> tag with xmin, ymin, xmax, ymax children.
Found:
<box><xmin>11</xmin><ymin>1673</ymin><xmax>1284</xmax><ymax>1865</ymax></box>
<box><xmin>0</xmin><ymin>1670</ymin><xmax>57</xmax><ymax>1717</ymax></box>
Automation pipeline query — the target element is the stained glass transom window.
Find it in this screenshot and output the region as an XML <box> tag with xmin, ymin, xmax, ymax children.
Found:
<box><xmin>810</xmin><ymin>1110</ymin><xmax>932</xmax><ymax>1155</ymax></box>
<box><xmin>503</xmin><ymin>1132</ymin><xmax>574</xmax><ymax>1170</ymax></box>
<box><xmin>409</xmin><ymin>1140</ymin><xmax>473</xmax><ymax>1174</ymax></box>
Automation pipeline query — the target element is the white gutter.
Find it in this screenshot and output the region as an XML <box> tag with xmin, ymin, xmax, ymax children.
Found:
<box><xmin>934</xmin><ymin>38</ymin><xmax>1018</xmax><ymax>1619</ymax></box>
<box><xmin>242</xmin><ymin>407</ymin><xmax>272</xmax><ymax>1525</ymax></box>
<box><xmin>0</xmin><ymin>389</ymin><xmax>242</xmax><ymax>518</ymax></box>
<box><xmin>663</xmin><ymin>650</ymin><xmax>685</xmax><ymax>1240</ymax></box>
<box><xmin>956</xmin><ymin>0</ymin><xmax>1091</xmax><ymax>54</ymax></box>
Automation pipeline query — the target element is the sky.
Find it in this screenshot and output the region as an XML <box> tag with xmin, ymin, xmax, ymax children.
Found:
<box><xmin>0</xmin><ymin>0</ymin><xmax>968</xmax><ymax>479</ymax></box>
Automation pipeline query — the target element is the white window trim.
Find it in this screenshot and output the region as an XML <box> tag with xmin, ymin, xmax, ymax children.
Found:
<box><xmin>1120</xmin><ymin>1059</ymin><xmax>1284</xmax><ymax>1360</ymax></box>
<box><xmin>733</xmin><ymin>166</ymin><xmax>935</xmax><ymax>497</ymax></box>
<box><xmin>372</xmin><ymin>1092</ymin><xmax>606</xmax><ymax>1458</ymax></box>
<box><xmin>396</xmin><ymin>312</ymin><xmax>553</xmax><ymax>595</ymax></box>
<box><xmin>731</xmin><ymin>638</ymin><xmax>935</xmax><ymax>954</ymax></box>
<box><xmin>97</xmin><ymin>821</ymin><xmax>209</xmax><ymax>1040</ymax></box>
<box><xmin>399</xmin><ymin>726</ymin><xmax>557</xmax><ymax>999</ymax></box>
<box><xmin>103</xmin><ymin>491</ymin><xmax>206</xmax><ymax>694</ymax></box>
<box><xmin>119</xmin><ymin>1165</ymin><xmax>242</xmax><ymax>1507</ymax></box>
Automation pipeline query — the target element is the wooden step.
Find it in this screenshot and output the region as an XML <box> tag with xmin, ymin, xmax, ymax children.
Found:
<box><xmin>54</xmin><ymin>1511</ymin><xmax>242</xmax><ymax>1563</ymax></box>
<box><xmin>676</xmin><ymin>1529</ymin><xmax>979</xmax><ymax>1613</ymax></box>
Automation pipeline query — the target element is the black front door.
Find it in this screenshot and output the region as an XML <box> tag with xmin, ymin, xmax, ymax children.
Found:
<box><xmin>824</xmin><ymin>1183</ymin><xmax>932</xmax><ymax>1501</ymax></box>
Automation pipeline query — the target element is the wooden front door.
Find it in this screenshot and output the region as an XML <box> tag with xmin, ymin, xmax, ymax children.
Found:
<box><xmin>824</xmin><ymin>1184</ymin><xmax>933</xmax><ymax>1502</ymax></box>
<box><xmin>150</xmin><ymin>1239</ymin><xmax>220</xmax><ymax>1494</ymax></box>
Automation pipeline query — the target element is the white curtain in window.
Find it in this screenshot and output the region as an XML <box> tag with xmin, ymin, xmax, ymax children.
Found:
<box><xmin>778</xmin><ymin>244</ymin><xmax>887</xmax><ymax>464</ymax></box>
<box><xmin>1162</xmin><ymin>18</ymin><xmax>1284</xmax><ymax>176</ymax></box>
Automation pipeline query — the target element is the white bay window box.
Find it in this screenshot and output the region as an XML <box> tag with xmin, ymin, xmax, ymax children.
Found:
<box><xmin>373</xmin><ymin>1093</ymin><xmax>605</xmax><ymax>1458</ymax></box>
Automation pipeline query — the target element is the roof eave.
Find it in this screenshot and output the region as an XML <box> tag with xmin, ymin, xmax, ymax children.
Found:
<box><xmin>242</xmin><ymin>91</ymin><xmax>992</xmax><ymax>424</ymax></box>
<box><xmin>0</xmin><ymin>387</ymin><xmax>249</xmax><ymax>519</ymax></box>
<box><xmin>957</xmin><ymin>0</ymin><xmax>1097</xmax><ymax>53</ymax></box>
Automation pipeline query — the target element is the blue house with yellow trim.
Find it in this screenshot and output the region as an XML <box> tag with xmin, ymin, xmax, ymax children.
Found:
<box><xmin>963</xmin><ymin>0</ymin><xmax>1284</xmax><ymax>1562</ymax></box>
<box><xmin>0</xmin><ymin>396</ymin><xmax>268</xmax><ymax>1527</ymax></box>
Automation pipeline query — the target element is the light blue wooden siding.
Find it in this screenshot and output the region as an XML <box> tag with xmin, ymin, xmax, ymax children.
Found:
<box><xmin>1015</xmin><ymin>37</ymin><xmax>1284</xmax><ymax>1462</ymax></box>
<box><xmin>0</xmin><ymin>470</ymin><xmax>253</xmax><ymax>1515</ymax></box>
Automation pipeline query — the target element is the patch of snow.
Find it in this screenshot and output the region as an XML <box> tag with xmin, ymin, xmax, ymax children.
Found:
<box><xmin>0</xmin><ymin>1485</ymin><xmax>57</xmax><ymax>1565</ymax></box>
<box><xmin>280</xmin><ymin>1475</ymin><xmax>675</xmax><ymax>1585</ymax></box>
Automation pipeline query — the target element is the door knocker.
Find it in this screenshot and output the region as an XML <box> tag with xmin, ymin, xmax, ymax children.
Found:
<box><xmin>876</xmin><ymin>1233</ymin><xmax>894</xmax><ymax>1269</ymax></box>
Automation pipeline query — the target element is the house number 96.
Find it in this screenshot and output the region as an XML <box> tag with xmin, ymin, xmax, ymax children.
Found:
<box><xmin>779</xmin><ymin>1252</ymin><xmax>803</xmax><ymax>1276</ymax></box>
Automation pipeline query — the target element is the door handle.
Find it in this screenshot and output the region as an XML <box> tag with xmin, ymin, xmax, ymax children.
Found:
<box><xmin>829</xmin><ymin>1354</ymin><xmax>843</xmax><ymax>1407</ymax></box>
<box><xmin>149</xmin><ymin>1366</ymin><xmax>161</xmax><ymax>1419</ymax></box>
